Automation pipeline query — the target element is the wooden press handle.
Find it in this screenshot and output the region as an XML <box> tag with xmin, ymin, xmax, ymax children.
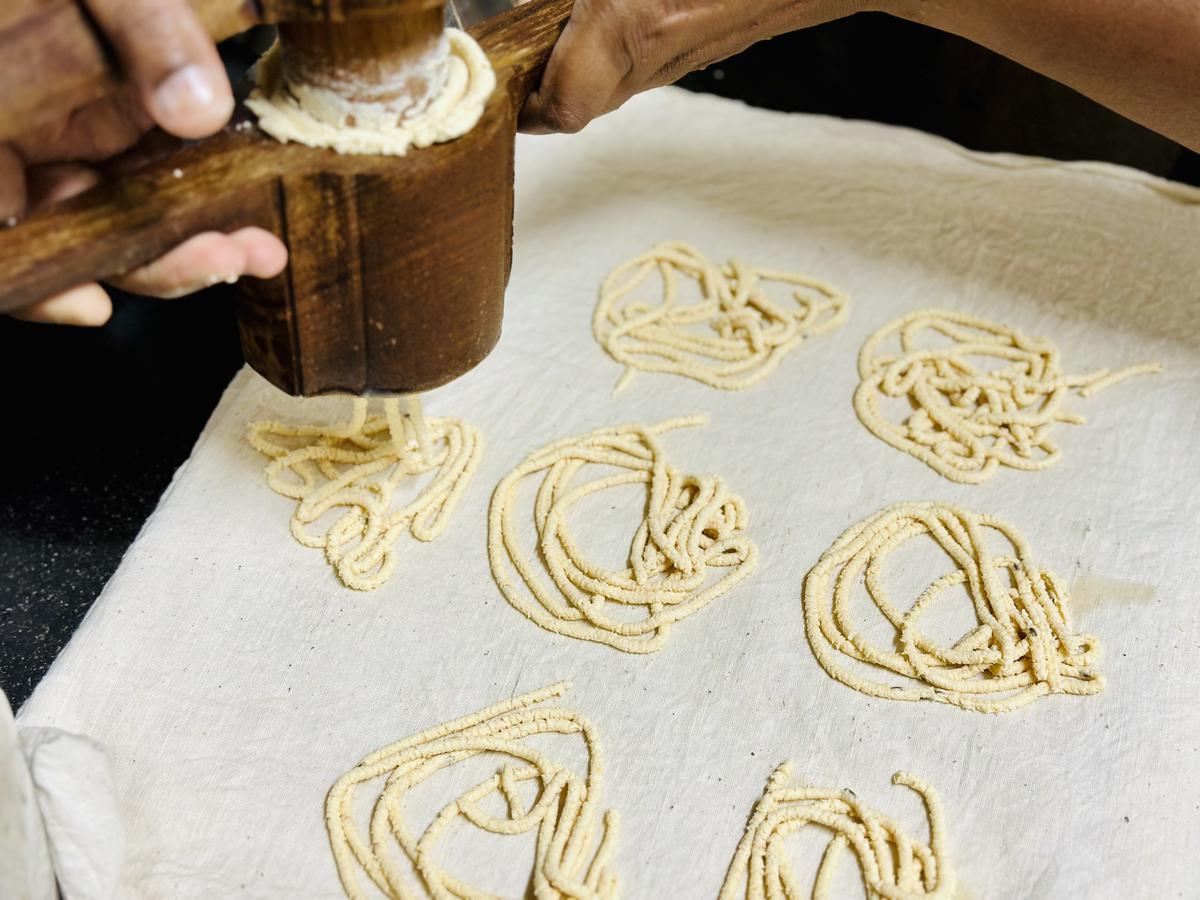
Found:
<box><xmin>0</xmin><ymin>0</ymin><xmax>574</xmax><ymax>316</ymax></box>
<box><xmin>475</xmin><ymin>0</ymin><xmax>573</xmax><ymax>102</ymax></box>
<box><xmin>0</xmin><ymin>123</ymin><xmax>291</xmax><ymax>315</ymax></box>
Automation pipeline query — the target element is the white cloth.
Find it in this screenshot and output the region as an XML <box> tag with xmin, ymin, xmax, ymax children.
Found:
<box><xmin>19</xmin><ymin>728</ymin><xmax>125</xmax><ymax>900</ymax></box>
<box><xmin>1</xmin><ymin>691</ymin><xmax>55</xmax><ymax>900</ymax></box>
<box><xmin>2</xmin><ymin>686</ymin><xmax>125</xmax><ymax>900</ymax></box>
<box><xmin>17</xmin><ymin>88</ymin><xmax>1200</xmax><ymax>899</ymax></box>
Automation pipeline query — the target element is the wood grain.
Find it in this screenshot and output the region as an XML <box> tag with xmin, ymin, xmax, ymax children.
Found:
<box><xmin>279</xmin><ymin>6</ymin><xmax>446</xmax><ymax>111</ymax></box>
<box><xmin>474</xmin><ymin>0</ymin><xmax>572</xmax><ymax>99</ymax></box>
<box><xmin>0</xmin><ymin>0</ymin><xmax>452</xmax><ymax>141</ymax></box>
<box><xmin>237</xmin><ymin>95</ymin><xmax>515</xmax><ymax>394</ymax></box>
<box><xmin>0</xmin><ymin>0</ymin><xmax>575</xmax><ymax>395</ymax></box>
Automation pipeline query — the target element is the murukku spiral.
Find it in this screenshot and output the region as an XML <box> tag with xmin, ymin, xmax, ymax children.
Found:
<box><xmin>595</xmin><ymin>242</ymin><xmax>848</xmax><ymax>391</ymax></box>
<box><xmin>803</xmin><ymin>501</ymin><xmax>1103</xmax><ymax>713</ymax></box>
<box><xmin>720</xmin><ymin>763</ymin><xmax>955</xmax><ymax>900</ymax></box>
<box><xmin>488</xmin><ymin>417</ymin><xmax>758</xmax><ymax>653</ymax></box>
<box><xmin>853</xmin><ymin>309</ymin><xmax>1160</xmax><ymax>483</ymax></box>
<box><xmin>325</xmin><ymin>682</ymin><xmax>619</xmax><ymax>899</ymax></box>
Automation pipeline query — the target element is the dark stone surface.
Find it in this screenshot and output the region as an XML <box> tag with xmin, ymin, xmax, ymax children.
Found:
<box><xmin>0</xmin><ymin>291</ymin><xmax>243</xmax><ymax>708</ymax></box>
<box><xmin>1</xmin><ymin>15</ymin><xmax>1196</xmax><ymax>709</ymax></box>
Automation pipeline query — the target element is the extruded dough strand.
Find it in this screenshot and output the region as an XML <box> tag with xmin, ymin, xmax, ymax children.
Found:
<box><xmin>488</xmin><ymin>417</ymin><xmax>759</xmax><ymax>653</ymax></box>
<box><xmin>325</xmin><ymin>681</ymin><xmax>620</xmax><ymax>900</ymax></box>
<box><xmin>720</xmin><ymin>763</ymin><xmax>956</xmax><ymax>900</ymax></box>
<box><xmin>594</xmin><ymin>242</ymin><xmax>849</xmax><ymax>391</ymax></box>
<box><xmin>247</xmin><ymin>397</ymin><xmax>482</xmax><ymax>591</ymax></box>
<box><xmin>853</xmin><ymin>308</ymin><xmax>1161</xmax><ymax>483</ymax></box>
<box><xmin>802</xmin><ymin>501</ymin><xmax>1104</xmax><ymax>713</ymax></box>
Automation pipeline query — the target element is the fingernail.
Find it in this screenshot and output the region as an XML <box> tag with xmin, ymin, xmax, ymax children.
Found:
<box><xmin>152</xmin><ymin>65</ymin><xmax>229</xmax><ymax>127</ymax></box>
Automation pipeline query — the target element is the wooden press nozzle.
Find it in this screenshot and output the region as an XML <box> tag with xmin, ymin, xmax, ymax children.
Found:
<box><xmin>0</xmin><ymin>0</ymin><xmax>574</xmax><ymax>397</ymax></box>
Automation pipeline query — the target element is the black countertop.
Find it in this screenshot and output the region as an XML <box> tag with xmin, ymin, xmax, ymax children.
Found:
<box><xmin>2</xmin><ymin>14</ymin><xmax>1196</xmax><ymax>709</ymax></box>
<box><xmin>0</xmin><ymin>290</ymin><xmax>244</xmax><ymax>707</ymax></box>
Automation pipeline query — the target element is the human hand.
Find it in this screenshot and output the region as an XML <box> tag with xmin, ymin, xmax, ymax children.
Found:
<box><xmin>1</xmin><ymin>0</ymin><xmax>288</xmax><ymax>326</ymax></box>
<box><xmin>520</xmin><ymin>0</ymin><xmax>874</xmax><ymax>134</ymax></box>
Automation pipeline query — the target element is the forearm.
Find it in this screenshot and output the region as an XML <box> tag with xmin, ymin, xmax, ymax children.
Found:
<box><xmin>899</xmin><ymin>0</ymin><xmax>1200</xmax><ymax>152</ymax></box>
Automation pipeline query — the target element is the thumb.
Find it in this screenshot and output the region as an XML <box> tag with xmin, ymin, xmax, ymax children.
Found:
<box><xmin>520</xmin><ymin>10</ymin><xmax>631</xmax><ymax>134</ymax></box>
<box><xmin>83</xmin><ymin>0</ymin><xmax>234</xmax><ymax>140</ymax></box>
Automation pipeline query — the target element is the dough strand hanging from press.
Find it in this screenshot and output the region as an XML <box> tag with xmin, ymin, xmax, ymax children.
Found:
<box><xmin>247</xmin><ymin>396</ymin><xmax>481</xmax><ymax>591</ymax></box>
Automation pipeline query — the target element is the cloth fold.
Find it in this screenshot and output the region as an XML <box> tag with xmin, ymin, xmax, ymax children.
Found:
<box><xmin>2</xmin><ymin>689</ymin><xmax>125</xmax><ymax>900</ymax></box>
<box><xmin>0</xmin><ymin>689</ymin><xmax>54</xmax><ymax>900</ymax></box>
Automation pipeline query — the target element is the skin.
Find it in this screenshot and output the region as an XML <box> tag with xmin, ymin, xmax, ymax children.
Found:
<box><xmin>9</xmin><ymin>0</ymin><xmax>1197</xmax><ymax>325</ymax></box>
<box><xmin>913</xmin><ymin>0</ymin><xmax>1200</xmax><ymax>153</ymax></box>
<box><xmin>520</xmin><ymin>0</ymin><xmax>1200</xmax><ymax>154</ymax></box>
<box><xmin>1</xmin><ymin>0</ymin><xmax>288</xmax><ymax>326</ymax></box>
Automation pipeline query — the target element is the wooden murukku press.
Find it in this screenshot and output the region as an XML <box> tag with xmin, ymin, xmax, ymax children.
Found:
<box><xmin>0</xmin><ymin>0</ymin><xmax>574</xmax><ymax>396</ymax></box>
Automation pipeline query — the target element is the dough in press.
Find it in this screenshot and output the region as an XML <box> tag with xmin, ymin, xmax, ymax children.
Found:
<box><xmin>247</xmin><ymin>397</ymin><xmax>481</xmax><ymax>591</ymax></box>
<box><xmin>246</xmin><ymin>29</ymin><xmax>496</xmax><ymax>156</ymax></box>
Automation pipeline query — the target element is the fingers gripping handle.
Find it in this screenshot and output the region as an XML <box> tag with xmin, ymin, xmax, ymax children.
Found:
<box><xmin>0</xmin><ymin>126</ymin><xmax>280</xmax><ymax>315</ymax></box>
<box><xmin>0</xmin><ymin>1</ymin><xmax>447</xmax><ymax>142</ymax></box>
<box><xmin>474</xmin><ymin>0</ymin><xmax>573</xmax><ymax>103</ymax></box>
<box><xmin>0</xmin><ymin>0</ymin><xmax>262</xmax><ymax>143</ymax></box>
<box><xmin>0</xmin><ymin>0</ymin><xmax>574</xmax><ymax>316</ymax></box>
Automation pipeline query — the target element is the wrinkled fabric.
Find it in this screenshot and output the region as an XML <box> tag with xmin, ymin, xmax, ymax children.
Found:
<box><xmin>17</xmin><ymin>88</ymin><xmax>1200</xmax><ymax>898</ymax></box>
<box><xmin>20</xmin><ymin>728</ymin><xmax>125</xmax><ymax>900</ymax></box>
<box><xmin>0</xmin><ymin>691</ymin><xmax>55</xmax><ymax>900</ymax></box>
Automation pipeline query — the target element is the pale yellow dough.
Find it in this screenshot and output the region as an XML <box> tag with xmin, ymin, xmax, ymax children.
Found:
<box><xmin>246</xmin><ymin>28</ymin><xmax>496</xmax><ymax>156</ymax></box>
<box><xmin>720</xmin><ymin>763</ymin><xmax>956</xmax><ymax>900</ymax></box>
<box><xmin>488</xmin><ymin>417</ymin><xmax>759</xmax><ymax>653</ymax></box>
<box><xmin>594</xmin><ymin>242</ymin><xmax>848</xmax><ymax>391</ymax></box>
<box><xmin>803</xmin><ymin>501</ymin><xmax>1104</xmax><ymax>713</ymax></box>
<box><xmin>854</xmin><ymin>308</ymin><xmax>1160</xmax><ymax>483</ymax></box>
<box><xmin>325</xmin><ymin>682</ymin><xmax>620</xmax><ymax>899</ymax></box>
<box><xmin>247</xmin><ymin>397</ymin><xmax>481</xmax><ymax>591</ymax></box>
